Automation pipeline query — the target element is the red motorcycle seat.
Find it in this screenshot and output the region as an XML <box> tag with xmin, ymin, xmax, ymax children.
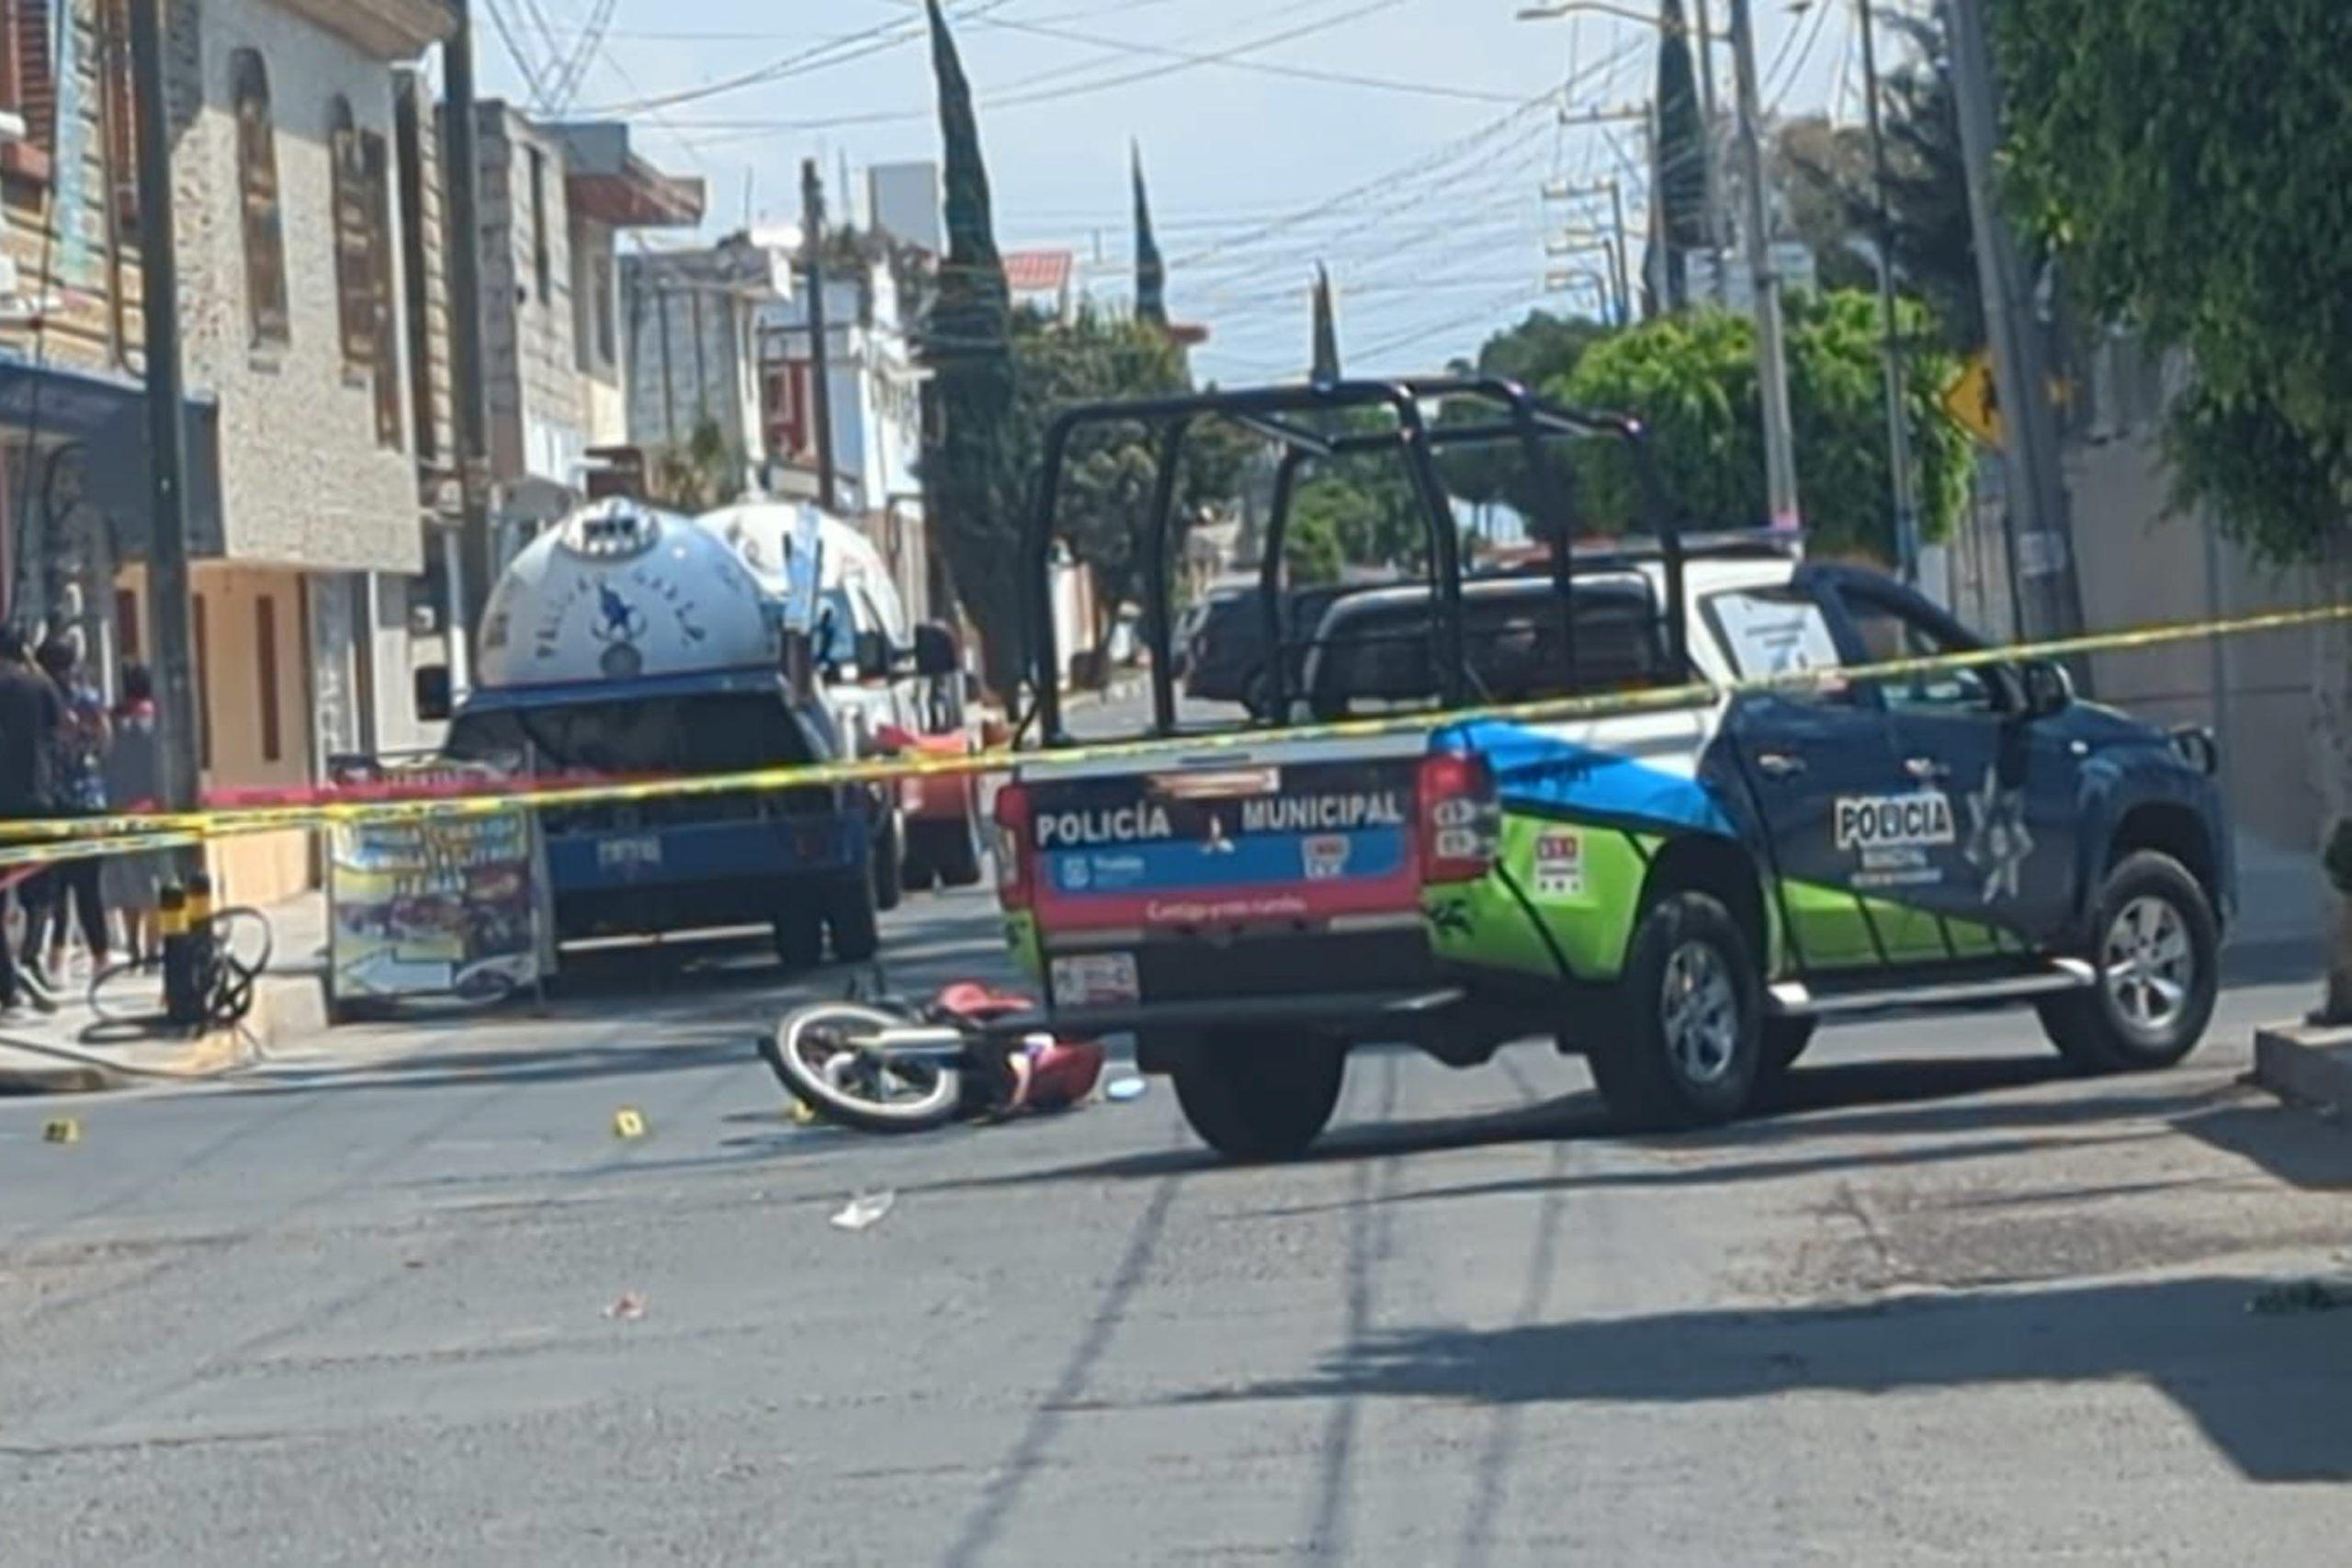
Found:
<box><xmin>934</xmin><ymin>981</ymin><xmax>1034</xmax><ymax>1021</ymax></box>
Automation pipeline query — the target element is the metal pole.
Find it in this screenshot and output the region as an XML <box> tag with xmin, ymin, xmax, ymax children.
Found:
<box><xmin>443</xmin><ymin>1</ymin><xmax>492</xmax><ymax>664</ymax></box>
<box><xmin>1858</xmin><ymin>0</ymin><xmax>1920</xmax><ymax>583</ymax></box>
<box><xmin>127</xmin><ymin>0</ymin><xmax>199</xmax><ymax>832</ymax></box>
<box><xmin>1690</xmin><ymin>0</ymin><xmax>1729</xmax><ymax>305</ymax></box>
<box><xmin>1942</xmin><ymin>0</ymin><xmax>2086</xmax><ymax>649</ymax></box>
<box><xmin>1606</xmin><ymin>179</ymin><xmax>1633</xmax><ymax>326</ymax></box>
<box><xmin>1726</xmin><ymin>0</ymin><xmax>1802</xmax><ymax>533</ymax></box>
<box><xmin>801</xmin><ymin>159</ymin><xmax>840</xmax><ymax>514</ymax></box>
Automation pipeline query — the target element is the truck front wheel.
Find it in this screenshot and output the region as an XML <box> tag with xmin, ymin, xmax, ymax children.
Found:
<box><xmin>1583</xmin><ymin>891</ymin><xmax>1764</xmax><ymax>1131</ymax></box>
<box><xmin>1172</xmin><ymin>1033</ymin><xmax>1345</xmax><ymax>1162</ymax></box>
<box><xmin>2036</xmin><ymin>850</ymin><xmax>2219</xmax><ymax>1073</ymax></box>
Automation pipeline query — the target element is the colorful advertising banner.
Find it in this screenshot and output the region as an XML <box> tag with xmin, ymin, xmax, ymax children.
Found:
<box><xmin>325</xmin><ymin>752</ymin><xmax>554</xmax><ymax>1009</ymax></box>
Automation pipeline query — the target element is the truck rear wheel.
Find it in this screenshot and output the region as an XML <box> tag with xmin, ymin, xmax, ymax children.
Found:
<box><xmin>827</xmin><ymin>870</ymin><xmax>881</xmax><ymax>965</ymax></box>
<box><xmin>774</xmin><ymin>907</ymin><xmax>824</xmax><ymax>973</ymax></box>
<box><xmin>872</xmin><ymin>813</ymin><xmax>905</xmax><ymax>913</ymax></box>
<box><xmin>931</xmin><ymin>810</ymin><xmax>984</xmax><ymax>889</ymax></box>
<box><xmin>1584</xmin><ymin>891</ymin><xmax>1763</xmax><ymax>1131</ymax></box>
<box><xmin>1172</xmin><ymin>1033</ymin><xmax>1345</xmax><ymax>1162</ymax></box>
<box><xmin>900</xmin><ymin>829</ymin><xmax>937</xmax><ymax>894</ymax></box>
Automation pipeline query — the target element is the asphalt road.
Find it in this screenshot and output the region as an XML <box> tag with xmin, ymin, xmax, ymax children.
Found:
<box><xmin>4</xmin><ymin>882</ymin><xmax>2350</xmax><ymax>1565</ymax></box>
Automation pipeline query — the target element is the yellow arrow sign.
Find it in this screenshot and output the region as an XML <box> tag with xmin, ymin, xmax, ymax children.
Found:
<box><xmin>1943</xmin><ymin>351</ymin><xmax>2004</xmax><ymax>447</ymax></box>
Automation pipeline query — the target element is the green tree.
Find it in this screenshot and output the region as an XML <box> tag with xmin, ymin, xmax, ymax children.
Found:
<box><xmin>1777</xmin><ymin>12</ymin><xmax>1982</xmax><ymax>350</ymax></box>
<box><xmin>647</xmin><ymin>418</ymin><xmax>743</xmax><ymax>513</ymax></box>
<box><xmin>1996</xmin><ymin>0</ymin><xmax>2352</xmax><ymax>1015</ymax></box>
<box><xmin>1559</xmin><ymin>289</ymin><xmax>1970</xmax><ymax>558</ymax></box>
<box><xmin>918</xmin><ymin>0</ymin><xmax>1022</xmax><ymax>696</ymax></box>
<box><xmin>1437</xmin><ymin>309</ymin><xmax>1611</xmax><ymax>525</ymax></box>
<box><xmin>1310</xmin><ymin>265</ymin><xmax>1340</xmax><ymax>382</ymax></box>
<box><xmin>994</xmin><ymin>310</ymin><xmax>1248</xmax><ymax>661</ymax></box>
<box><xmin>1132</xmin><ymin>142</ymin><xmax>1167</xmax><ymax>329</ymax></box>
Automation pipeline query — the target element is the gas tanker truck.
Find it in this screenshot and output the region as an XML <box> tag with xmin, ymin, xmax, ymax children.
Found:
<box><xmin>413</xmin><ymin>495</ymin><xmax>950</xmax><ymax>968</ymax></box>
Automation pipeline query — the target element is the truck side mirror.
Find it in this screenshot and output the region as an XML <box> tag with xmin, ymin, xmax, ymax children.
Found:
<box><xmin>912</xmin><ymin>621</ymin><xmax>960</xmax><ymax>679</ymax></box>
<box><xmin>413</xmin><ymin>664</ymin><xmax>453</xmax><ymax>722</ymax></box>
<box><xmin>854</xmin><ymin>628</ymin><xmax>892</xmax><ymax>682</ymax></box>
<box><xmin>2018</xmin><ymin>659</ymin><xmax>2074</xmax><ymax>719</ymax></box>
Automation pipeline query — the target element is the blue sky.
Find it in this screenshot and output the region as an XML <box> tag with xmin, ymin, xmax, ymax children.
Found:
<box><xmin>477</xmin><ymin>0</ymin><xmax>1865</xmax><ymax>386</ymax></box>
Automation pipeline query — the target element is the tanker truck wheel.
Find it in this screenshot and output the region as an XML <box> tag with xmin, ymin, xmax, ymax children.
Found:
<box><xmin>773</xmin><ymin>906</ymin><xmax>825</xmax><ymax>973</ymax></box>
<box><xmin>933</xmin><ymin>805</ymin><xmax>985</xmax><ymax>889</ymax></box>
<box><xmin>872</xmin><ymin>811</ymin><xmax>905</xmax><ymax>913</ymax></box>
<box><xmin>827</xmin><ymin>869</ymin><xmax>881</xmax><ymax>964</ymax></box>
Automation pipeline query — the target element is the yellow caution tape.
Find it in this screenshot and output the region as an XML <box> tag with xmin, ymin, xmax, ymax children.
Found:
<box><xmin>0</xmin><ymin>598</ymin><xmax>2340</xmax><ymax>862</ymax></box>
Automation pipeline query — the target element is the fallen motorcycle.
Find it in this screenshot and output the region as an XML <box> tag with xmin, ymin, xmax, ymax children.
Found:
<box><xmin>761</xmin><ymin>977</ymin><xmax>1105</xmax><ymax>1134</ymax></box>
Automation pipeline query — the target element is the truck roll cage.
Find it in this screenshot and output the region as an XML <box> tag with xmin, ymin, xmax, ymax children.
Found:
<box><xmin>1020</xmin><ymin>375</ymin><xmax>1760</xmax><ymax>744</ymax></box>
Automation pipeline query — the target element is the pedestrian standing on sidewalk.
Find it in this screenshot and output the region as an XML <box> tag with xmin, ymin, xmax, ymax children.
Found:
<box><xmin>24</xmin><ymin>634</ymin><xmax>111</xmax><ymax>985</ymax></box>
<box><xmin>0</xmin><ymin>626</ymin><xmax>62</xmax><ymax>1015</ymax></box>
<box><xmin>102</xmin><ymin>663</ymin><xmax>164</xmax><ymax>963</ymax></box>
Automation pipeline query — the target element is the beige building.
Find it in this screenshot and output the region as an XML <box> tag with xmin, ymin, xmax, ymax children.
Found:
<box><xmin>0</xmin><ymin>0</ymin><xmax>457</xmax><ymax>907</ymax></box>
<box><xmin>469</xmin><ymin>104</ymin><xmax>701</xmax><ymax>569</ymax></box>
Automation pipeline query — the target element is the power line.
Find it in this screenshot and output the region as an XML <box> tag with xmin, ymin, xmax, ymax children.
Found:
<box><xmin>1170</xmin><ymin>38</ymin><xmax>1641</xmax><ymax>271</ymax></box>
<box><xmin>580</xmin><ymin>0</ymin><xmax>1401</xmax><ymax>125</ymax></box>
<box><xmin>973</xmin><ymin>11</ymin><xmax>1523</xmax><ymax>106</ymax></box>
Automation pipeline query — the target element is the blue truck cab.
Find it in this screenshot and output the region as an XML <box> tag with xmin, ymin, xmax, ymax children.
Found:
<box><xmin>424</xmin><ymin>498</ymin><xmax>882</xmax><ymax>969</ymax></box>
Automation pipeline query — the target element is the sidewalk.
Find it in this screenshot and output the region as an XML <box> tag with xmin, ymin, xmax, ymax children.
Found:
<box><xmin>0</xmin><ymin>890</ymin><xmax>330</xmax><ymax>1095</ymax></box>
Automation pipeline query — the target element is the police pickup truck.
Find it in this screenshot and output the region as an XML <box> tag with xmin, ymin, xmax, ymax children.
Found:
<box><xmin>990</xmin><ymin>377</ymin><xmax>2227</xmax><ymax>1161</ymax></box>
<box><xmin>997</xmin><ymin>553</ymin><xmax>2229</xmax><ymax>1158</ymax></box>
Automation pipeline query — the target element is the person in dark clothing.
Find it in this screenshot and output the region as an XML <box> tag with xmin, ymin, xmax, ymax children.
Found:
<box><xmin>24</xmin><ymin>635</ymin><xmax>110</xmax><ymax>981</ymax></box>
<box><xmin>0</xmin><ymin>626</ymin><xmax>62</xmax><ymax>1014</ymax></box>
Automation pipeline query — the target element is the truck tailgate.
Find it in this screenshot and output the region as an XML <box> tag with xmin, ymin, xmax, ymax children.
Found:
<box><xmin>1015</xmin><ymin>743</ymin><xmax>1431</xmax><ymax>1007</ymax></box>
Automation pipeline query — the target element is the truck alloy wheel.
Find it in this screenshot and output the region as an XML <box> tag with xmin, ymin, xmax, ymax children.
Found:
<box><xmin>1586</xmin><ymin>891</ymin><xmax>1763</xmax><ymax>1131</ymax></box>
<box><xmin>2037</xmin><ymin>851</ymin><xmax>2218</xmax><ymax>1073</ymax></box>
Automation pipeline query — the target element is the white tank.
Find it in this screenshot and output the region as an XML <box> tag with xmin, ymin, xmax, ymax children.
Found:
<box><xmin>698</xmin><ymin>501</ymin><xmax>909</xmax><ymax>639</ymax></box>
<box><xmin>474</xmin><ymin>497</ymin><xmax>780</xmax><ymax>689</ymax></box>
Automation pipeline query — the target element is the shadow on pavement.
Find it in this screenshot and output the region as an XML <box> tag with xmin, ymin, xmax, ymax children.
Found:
<box><xmin>2175</xmin><ymin>1101</ymin><xmax>2352</xmax><ymax>1192</ymax></box>
<box><xmin>239</xmin><ymin>1031</ymin><xmax>764</xmax><ymax>1095</ymax></box>
<box><xmin>1163</xmin><ymin>1274</ymin><xmax>2352</xmax><ymax>1483</ymax></box>
<box><xmin>926</xmin><ymin>1052</ymin><xmax>2215</xmax><ymax>1194</ymax></box>
<box><xmin>1239</xmin><ymin>1127</ymin><xmax>2167</xmax><ymax>1219</ymax></box>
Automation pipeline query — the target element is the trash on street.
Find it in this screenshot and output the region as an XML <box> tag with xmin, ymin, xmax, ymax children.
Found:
<box><xmin>830</xmin><ymin>1190</ymin><xmax>896</xmax><ymax>1232</ymax></box>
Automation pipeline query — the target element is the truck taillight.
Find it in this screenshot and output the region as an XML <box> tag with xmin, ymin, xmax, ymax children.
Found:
<box><xmin>993</xmin><ymin>782</ymin><xmax>1034</xmax><ymax>909</ymax></box>
<box><xmin>1419</xmin><ymin>752</ymin><xmax>1499</xmax><ymax>884</ymax></box>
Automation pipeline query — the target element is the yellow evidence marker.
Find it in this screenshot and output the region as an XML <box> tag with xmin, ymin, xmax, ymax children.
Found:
<box><xmin>612</xmin><ymin>1108</ymin><xmax>647</xmax><ymax>1140</ymax></box>
<box><xmin>43</xmin><ymin>1118</ymin><xmax>80</xmax><ymax>1145</ymax></box>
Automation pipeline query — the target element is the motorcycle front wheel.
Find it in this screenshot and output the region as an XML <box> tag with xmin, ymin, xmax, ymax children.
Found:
<box><xmin>765</xmin><ymin>1001</ymin><xmax>966</xmax><ymax>1134</ymax></box>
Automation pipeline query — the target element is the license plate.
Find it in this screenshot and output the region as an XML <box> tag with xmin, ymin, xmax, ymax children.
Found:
<box><xmin>1051</xmin><ymin>953</ymin><xmax>1140</xmax><ymax>1006</ymax></box>
<box><xmin>597</xmin><ymin>835</ymin><xmax>662</xmax><ymax>870</ymax></box>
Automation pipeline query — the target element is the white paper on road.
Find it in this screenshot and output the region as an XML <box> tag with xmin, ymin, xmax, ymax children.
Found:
<box><xmin>830</xmin><ymin>1190</ymin><xmax>897</xmax><ymax>1232</ymax></box>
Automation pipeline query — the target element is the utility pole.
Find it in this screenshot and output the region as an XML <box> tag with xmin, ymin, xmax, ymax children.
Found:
<box><xmin>1942</xmin><ymin>0</ymin><xmax>2086</xmax><ymax>647</ymax></box>
<box><xmin>1726</xmin><ymin>0</ymin><xmax>1802</xmax><ymax>533</ymax></box>
<box><xmin>1690</xmin><ymin>0</ymin><xmax>1729</xmax><ymax>305</ymax></box>
<box><xmin>1605</xmin><ymin>178</ymin><xmax>1633</xmax><ymax>328</ymax></box>
<box><xmin>1858</xmin><ymin>0</ymin><xmax>1920</xmax><ymax>584</ymax></box>
<box><xmin>127</xmin><ymin>0</ymin><xmax>198</xmax><ymax>826</ymax></box>
<box><xmin>444</xmin><ymin>0</ymin><xmax>492</xmax><ymax>668</ymax></box>
<box><xmin>800</xmin><ymin>159</ymin><xmax>839</xmax><ymax>514</ymax></box>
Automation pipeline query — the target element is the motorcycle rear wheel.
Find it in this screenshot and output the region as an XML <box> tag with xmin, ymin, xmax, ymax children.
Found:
<box><xmin>765</xmin><ymin>1001</ymin><xmax>965</xmax><ymax>1134</ymax></box>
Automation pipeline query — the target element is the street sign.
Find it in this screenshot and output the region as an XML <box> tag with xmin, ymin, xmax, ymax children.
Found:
<box><xmin>1943</xmin><ymin>352</ymin><xmax>2004</xmax><ymax>447</ymax></box>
